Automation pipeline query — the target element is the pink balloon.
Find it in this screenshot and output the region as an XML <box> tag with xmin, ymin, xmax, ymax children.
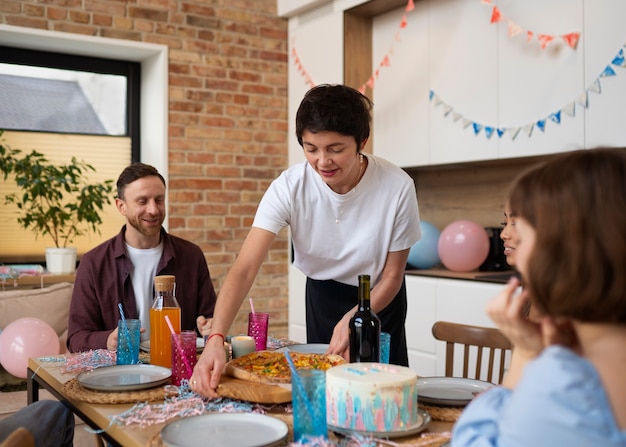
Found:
<box><xmin>438</xmin><ymin>220</ymin><xmax>490</xmax><ymax>272</ymax></box>
<box><xmin>0</xmin><ymin>317</ymin><xmax>60</xmax><ymax>379</ymax></box>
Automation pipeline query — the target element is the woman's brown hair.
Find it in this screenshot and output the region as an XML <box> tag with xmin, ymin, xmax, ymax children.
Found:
<box><xmin>509</xmin><ymin>147</ymin><xmax>626</xmax><ymax>323</ymax></box>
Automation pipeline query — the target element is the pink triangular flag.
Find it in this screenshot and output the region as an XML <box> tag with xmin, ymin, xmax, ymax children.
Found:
<box><xmin>400</xmin><ymin>15</ymin><xmax>408</xmax><ymax>28</ymax></box>
<box><xmin>366</xmin><ymin>76</ymin><xmax>375</xmax><ymax>89</ymax></box>
<box><xmin>538</xmin><ymin>34</ymin><xmax>554</xmax><ymax>49</ymax></box>
<box><xmin>381</xmin><ymin>55</ymin><xmax>391</xmax><ymax>67</ymax></box>
<box><xmin>562</xmin><ymin>32</ymin><xmax>580</xmax><ymax>49</ymax></box>
<box><xmin>481</xmin><ymin>0</ymin><xmax>492</xmax><ymax>4</ymax></box>
<box><xmin>508</xmin><ymin>20</ymin><xmax>523</xmax><ymax>38</ymax></box>
<box><xmin>406</xmin><ymin>0</ymin><xmax>415</xmax><ymax>12</ymax></box>
<box><xmin>490</xmin><ymin>6</ymin><xmax>503</xmax><ymax>24</ymax></box>
<box><xmin>527</xmin><ymin>31</ymin><xmax>534</xmax><ymax>43</ymax></box>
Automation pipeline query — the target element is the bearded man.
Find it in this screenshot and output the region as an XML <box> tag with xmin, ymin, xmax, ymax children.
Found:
<box><xmin>67</xmin><ymin>163</ymin><xmax>216</xmax><ymax>352</ymax></box>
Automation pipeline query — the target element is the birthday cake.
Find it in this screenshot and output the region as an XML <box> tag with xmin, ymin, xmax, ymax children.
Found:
<box><xmin>326</xmin><ymin>362</ymin><xmax>418</xmax><ymax>433</ymax></box>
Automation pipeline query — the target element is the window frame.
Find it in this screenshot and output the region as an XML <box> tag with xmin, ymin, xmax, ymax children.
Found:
<box><xmin>0</xmin><ymin>24</ymin><xmax>169</xmax><ymax>223</ymax></box>
<box><xmin>0</xmin><ymin>44</ymin><xmax>141</xmax><ymax>162</ymax></box>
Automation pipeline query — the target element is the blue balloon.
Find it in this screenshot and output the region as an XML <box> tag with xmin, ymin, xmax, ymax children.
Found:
<box><xmin>408</xmin><ymin>221</ymin><xmax>441</xmax><ymax>269</ymax></box>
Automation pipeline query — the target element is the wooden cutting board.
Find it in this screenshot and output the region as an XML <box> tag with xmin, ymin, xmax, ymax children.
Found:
<box><xmin>217</xmin><ymin>375</ymin><xmax>291</xmax><ymax>404</ymax></box>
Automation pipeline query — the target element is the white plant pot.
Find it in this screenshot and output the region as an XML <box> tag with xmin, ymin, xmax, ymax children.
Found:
<box><xmin>45</xmin><ymin>247</ymin><xmax>77</xmax><ymax>274</ymax></box>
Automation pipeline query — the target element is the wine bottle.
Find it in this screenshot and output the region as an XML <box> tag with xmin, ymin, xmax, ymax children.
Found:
<box><xmin>349</xmin><ymin>274</ymin><xmax>381</xmax><ymax>362</ymax></box>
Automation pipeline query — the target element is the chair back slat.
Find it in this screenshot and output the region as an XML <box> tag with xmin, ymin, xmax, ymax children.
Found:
<box><xmin>432</xmin><ymin>321</ymin><xmax>513</xmax><ymax>384</ymax></box>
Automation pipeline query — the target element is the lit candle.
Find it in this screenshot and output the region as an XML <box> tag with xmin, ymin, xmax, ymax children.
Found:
<box><xmin>230</xmin><ymin>335</ymin><xmax>256</xmax><ymax>359</ymax></box>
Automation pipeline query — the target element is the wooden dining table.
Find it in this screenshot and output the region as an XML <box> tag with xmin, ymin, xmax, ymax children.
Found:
<box><xmin>27</xmin><ymin>355</ymin><xmax>454</xmax><ymax>447</ymax></box>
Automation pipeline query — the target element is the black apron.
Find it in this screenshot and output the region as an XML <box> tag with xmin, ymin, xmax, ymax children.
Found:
<box><xmin>305</xmin><ymin>277</ymin><xmax>409</xmax><ymax>366</ymax></box>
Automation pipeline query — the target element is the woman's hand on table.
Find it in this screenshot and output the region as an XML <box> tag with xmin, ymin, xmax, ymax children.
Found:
<box><xmin>196</xmin><ymin>315</ymin><xmax>213</xmax><ymax>337</ymax></box>
<box><xmin>327</xmin><ymin>313</ymin><xmax>351</xmax><ymax>360</ymax></box>
<box><xmin>189</xmin><ymin>335</ymin><xmax>226</xmax><ymax>398</ymax></box>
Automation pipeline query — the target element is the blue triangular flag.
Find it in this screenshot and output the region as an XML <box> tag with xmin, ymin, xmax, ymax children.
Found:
<box><xmin>484</xmin><ymin>126</ymin><xmax>495</xmax><ymax>139</ymax></box>
<box><xmin>612</xmin><ymin>49</ymin><xmax>625</xmax><ymax>67</ymax></box>
<box><xmin>600</xmin><ymin>65</ymin><xmax>616</xmax><ymax>77</ymax></box>
<box><xmin>548</xmin><ymin>111</ymin><xmax>561</xmax><ymax>124</ymax></box>
<box><xmin>536</xmin><ymin>119</ymin><xmax>546</xmax><ymax>132</ymax></box>
<box><xmin>496</xmin><ymin>128</ymin><xmax>505</xmax><ymax>138</ymax></box>
<box><xmin>429</xmin><ymin>90</ymin><xmax>435</xmax><ymax>101</ymax></box>
<box><xmin>472</xmin><ymin>123</ymin><xmax>482</xmax><ymax>135</ymax></box>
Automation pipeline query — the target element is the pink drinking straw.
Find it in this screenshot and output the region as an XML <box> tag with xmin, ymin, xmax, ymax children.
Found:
<box><xmin>164</xmin><ymin>315</ymin><xmax>193</xmax><ymax>378</ymax></box>
<box><xmin>249</xmin><ymin>297</ymin><xmax>256</xmax><ymax>315</ymax></box>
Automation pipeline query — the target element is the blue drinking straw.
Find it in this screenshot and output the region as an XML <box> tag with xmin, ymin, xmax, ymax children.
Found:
<box><xmin>117</xmin><ymin>303</ymin><xmax>133</xmax><ymax>353</ymax></box>
<box><xmin>284</xmin><ymin>352</ymin><xmax>315</xmax><ymax>415</ymax></box>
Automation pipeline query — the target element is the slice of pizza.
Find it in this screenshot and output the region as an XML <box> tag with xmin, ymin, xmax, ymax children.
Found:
<box><xmin>224</xmin><ymin>351</ymin><xmax>346</xmax><ymax>384</ymax></box>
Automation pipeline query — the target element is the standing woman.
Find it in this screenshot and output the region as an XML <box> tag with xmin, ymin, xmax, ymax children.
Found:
<box><xmin>192</xmin><ymin>84</ymin><xmax>421</xmax><ymax>397</ymax></box>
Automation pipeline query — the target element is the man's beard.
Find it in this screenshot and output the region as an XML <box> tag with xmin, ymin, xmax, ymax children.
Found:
<box><xmin>127</xmin><ymin>214</ymin><xmax>163</xmax><ymax>237</ymax></box>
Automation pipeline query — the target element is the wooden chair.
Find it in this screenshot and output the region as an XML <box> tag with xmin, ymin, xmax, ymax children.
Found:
<box><xmin>432</xmin><ymin>321</ymin><xmax>512</xmax><ymax>384</ymax></box>
<box><xmin>0</xmin><ymin>428</ymin><xmax>35</xmax><ymax>447</ymax></box>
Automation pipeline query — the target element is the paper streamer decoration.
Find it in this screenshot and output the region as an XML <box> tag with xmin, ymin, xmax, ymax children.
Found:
<box><xmin>430</xmin><ymin>45</ymin><xmax>625</xmax><ymax>140</ymax></box>
<box><xmin>291</xmin><ymin>0</ymin><xmax>415</xmax><ymax>92</ymax></box>
<box><xmin>481</xmin><ymin>0</ymin><xmax>580</xmax><ymax>50</ymax></box>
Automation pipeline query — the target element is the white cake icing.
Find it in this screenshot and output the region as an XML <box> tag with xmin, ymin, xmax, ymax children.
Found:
<box><xmin>326</xmin><ymin>362</ymin><xmax>418</xmax><ymax>432</ymax></box>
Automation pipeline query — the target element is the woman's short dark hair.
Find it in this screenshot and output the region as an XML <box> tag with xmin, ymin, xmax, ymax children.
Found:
<box><xmin>509</xmin><ymin>147</ymin><xmax>626</xmax><ymax>323</ymax></box>
<box><xmin>116</xmin><ymin>162</ymin><xmax>165</xmax><ymax>199</ymax></box>
<box><xmin>295</xmin><ymin>84</ymin><xmax>373</xmax><ymax>147</ymax></box>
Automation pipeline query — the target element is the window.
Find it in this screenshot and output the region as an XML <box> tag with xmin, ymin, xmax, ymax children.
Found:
<box><xmin>0</xmin><ymin>46</ymin><xmax>140</xmax><ymax>262</ymax></box>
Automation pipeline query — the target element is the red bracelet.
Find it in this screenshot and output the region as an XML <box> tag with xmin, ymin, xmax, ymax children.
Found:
<box><xmin>207</xmin><ymin>333</ymin><xmax>225</xmax><ymax>343</ymax></box>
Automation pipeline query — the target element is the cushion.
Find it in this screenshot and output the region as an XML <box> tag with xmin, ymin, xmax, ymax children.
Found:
<box><xmin>0</xmin><ymin>282</ymin><xmax>73</xmax><ymax>354</ymax></box>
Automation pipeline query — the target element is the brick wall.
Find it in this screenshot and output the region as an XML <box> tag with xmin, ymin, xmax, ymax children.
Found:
<box><xmin>1</xmin><ymin>0</ymin><xmax>290</xmax><ymax>338</ymax></box>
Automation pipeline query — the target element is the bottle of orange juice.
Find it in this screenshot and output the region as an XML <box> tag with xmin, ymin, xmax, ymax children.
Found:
<box><xmin>150</xmin><ymin>274</ymin><xmax>181</xmax><ymax>367</ymax></box>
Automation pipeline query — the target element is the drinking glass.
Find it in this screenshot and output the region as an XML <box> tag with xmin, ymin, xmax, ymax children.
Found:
<box><xmin>247</xmin><ymin>312</ymin><xmax>269</xmax><ymax>351</ymax></box>
<box><xmin>379</xmin><ymin>332</ymin><xmax>391</xmax><ymax>364</ymax></box>
<box><xmin>292</xmin><ymin>369</ymin><xmax>327</xmax><ymax>442</ymax></box>
<box><xmin>170</xmin><ymin>330</ymin><xmax>198</xmax><ymax>386</ymax></box>
<box><xmin>116</xmin><ymin>319</ymin><xmax>140</xmax><ymax>365</ymax></box>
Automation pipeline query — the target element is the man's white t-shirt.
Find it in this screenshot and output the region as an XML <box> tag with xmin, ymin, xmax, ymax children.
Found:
<box><xmin>126</xmin><ymin>242</ymin><xmax>163</xmax><ymax>341</ymax></box>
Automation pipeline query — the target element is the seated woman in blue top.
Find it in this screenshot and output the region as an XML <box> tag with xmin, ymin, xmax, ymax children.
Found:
<box><xmin>453</xmin><ymin>147</ymin><xmax>626</xmax><ymax>446</ymax></box>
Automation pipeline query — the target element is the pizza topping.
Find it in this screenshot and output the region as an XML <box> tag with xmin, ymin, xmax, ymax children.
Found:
<box><xmin>224</xmin><ymin>351</ymin><xmax>346</xmax><ymax>384</ymax></box>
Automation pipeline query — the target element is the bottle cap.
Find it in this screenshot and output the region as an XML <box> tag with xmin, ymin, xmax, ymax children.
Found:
<box><xmin>154</xmin><ymin>274</ymin><xmax>176</xmax><ymax>292</ymax></box>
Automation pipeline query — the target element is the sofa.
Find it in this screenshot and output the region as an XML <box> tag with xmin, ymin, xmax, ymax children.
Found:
<box><xmin>0</xmin><ymin>282</ymin><xmax>101</xmax><ymax>446</ymax></box>
<box><xmin>0</xmin><ymin>282</ymin><xmax>73</xmax><ymax>354</ymax></box>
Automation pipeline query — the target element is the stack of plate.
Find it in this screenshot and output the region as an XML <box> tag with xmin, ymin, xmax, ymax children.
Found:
<box><xmin>417</xmin><ymin>377</ymin><xmax>493</xmax><ymax>407</ymax></box>
<box><xmin>77</xmin><ymin>364</ymin><xmax>171</xmax><ymax>392</ymax></box>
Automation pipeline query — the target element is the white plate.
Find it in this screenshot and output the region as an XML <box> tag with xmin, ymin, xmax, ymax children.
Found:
<box><xmin>77</xmin><ymin>364</ymin><xmax>171</xmax><ymax>392</ymax></box>
<box><xmin>140</xmin><ymin>338</ymin><xmax>204</xmax><ymax>353</ymax></box>
<box><xmin>329</xmin><ymin>408</ymin><xmax>430</xmax><ymax>439</ymax></box>
<box><xmin>418</xmin><ymin>377</ymin><xmax>493</xmax><ymax>406</ymax></box>
<box><xmin>161</xmin><ymin>413</ymin><xmax>289</xmax><ymax>447</ymax></box>
<box><xmin>277</xmin><ymin>343</ymin><xmax>329</xmax><ymax>354</ymax></box>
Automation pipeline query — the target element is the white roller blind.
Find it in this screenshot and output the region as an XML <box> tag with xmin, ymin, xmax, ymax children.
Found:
<box><xmin>0</xmin><ymin>131</ymin><xmax>130</xmax><ymax>261</ymax></box>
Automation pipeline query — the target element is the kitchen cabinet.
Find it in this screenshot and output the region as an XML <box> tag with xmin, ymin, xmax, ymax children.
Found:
<box><xmin>406</xmin><ymin>275</ymin><xmax>506</xmax><ymax>379</ymax></box>
<box><xmin>371</xmin><ymin>0</ymin><xmax>626</xmax><ymax>167</ymax></box>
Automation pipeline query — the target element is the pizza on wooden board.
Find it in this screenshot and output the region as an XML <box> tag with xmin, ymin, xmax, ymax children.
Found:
<box><xmin>224</xmin><ymin>350</ymin><xmax>346</xmax><ymax>384</ymax></box>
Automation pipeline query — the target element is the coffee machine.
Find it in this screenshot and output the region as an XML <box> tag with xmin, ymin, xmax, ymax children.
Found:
<box><xmin>479</xmin><ymin>226</ymin><xmax>510</xmax><ymax>272</ymax></box>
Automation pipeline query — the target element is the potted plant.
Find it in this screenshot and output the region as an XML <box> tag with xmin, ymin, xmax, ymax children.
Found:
<box><xmin>0</xmin><ymin>132</ymin><xmax>114</xmax><ymax>273</ymax></box>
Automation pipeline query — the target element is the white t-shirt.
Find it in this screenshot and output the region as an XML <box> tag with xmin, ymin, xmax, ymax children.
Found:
<box><xmin>252</xmin><ymin>153</ymin><xmax>421</xmax><ymax>287</ymax></box>
<box><xmin>126</xmin><ymin>242</ymin><xmax>163</xmax><ymax>340</ymax></box>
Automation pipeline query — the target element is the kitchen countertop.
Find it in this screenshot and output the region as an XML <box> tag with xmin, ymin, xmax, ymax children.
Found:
<box><xmin>406</xmin><ymin>267</ymin><xmax>519</xmax><ymax>284</ymax></box>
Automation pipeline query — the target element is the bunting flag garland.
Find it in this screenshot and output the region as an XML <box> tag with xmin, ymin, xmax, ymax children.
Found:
<box><xmin>429</xmin><ymin>46</ymin><xmax>625</xmax><ymax>140</ymax></box>
<box><xmin>481</xmin><ymin>0</ymin><xmax>580</xmax><ymax>50</ymax></box>
<box><xmin>291</xmin><ymin>0</ymin><xmax>415</xmax><ymax>93</ymax></box>
<box><xmin>291</xmin><ymin>43</ymin><xmax>316</xmax><ymax>89</ymax></box>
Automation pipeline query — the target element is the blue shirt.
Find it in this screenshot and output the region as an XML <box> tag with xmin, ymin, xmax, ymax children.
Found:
<box><xmin>453</xmin><ymin>346</ymin><xmax>626</xmax><ymax>447</ymax></box>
